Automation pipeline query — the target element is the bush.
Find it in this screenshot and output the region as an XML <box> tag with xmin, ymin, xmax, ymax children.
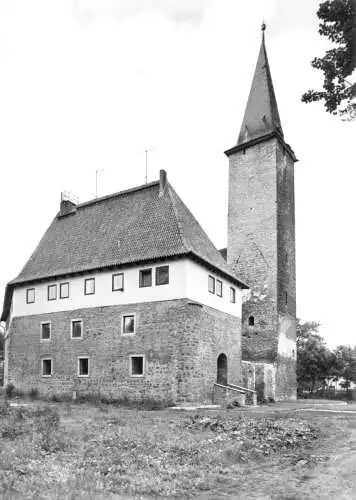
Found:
<box><xmin>28</xmin><ymin>388</ymin><xmax>39</xmax><ymax>400</ymax></box>
<box><xmin>5</xmin><ymin>382</ymin><xmax>15</xmax><ymax>398</ymax></box>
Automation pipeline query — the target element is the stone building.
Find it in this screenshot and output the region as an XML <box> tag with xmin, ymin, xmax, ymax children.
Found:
<box><xmin>1</xmin><ymin>30</ymin><xmax>297</xmax><ymax>403</ymax></box>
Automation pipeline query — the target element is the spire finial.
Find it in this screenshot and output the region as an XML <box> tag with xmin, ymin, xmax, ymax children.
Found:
<box><xmin>261</xmin><ymin>20</ymin><xmax>266</xmax><ymax>40</ymax></box>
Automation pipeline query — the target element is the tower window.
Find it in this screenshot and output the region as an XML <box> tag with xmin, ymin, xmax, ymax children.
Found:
<box><xmin>285</xmin><ymin>292</ymin><xmax>288</xmax><ymax>305</ymax></box>
<box><xmin>248</xmin><ymin>316</ymin><xmax>255</xmax><ymax>326</ymax></box>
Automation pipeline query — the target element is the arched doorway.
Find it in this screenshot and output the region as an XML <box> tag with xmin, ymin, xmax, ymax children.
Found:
<box><xmin>217</xmin><ymin>353</ymin><xmax>228</xmax><ymax>385</ymax></box>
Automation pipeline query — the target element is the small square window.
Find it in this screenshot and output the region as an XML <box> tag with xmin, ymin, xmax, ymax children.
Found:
<box><xmin>60</xmin><ymin>282</ymin><xmax>69</xmax><ymax>299</ymax></box>
<box><xmin>208</xmin><ymin>275</ymin><xmax>215</xmax><ymax>294</ymax></box>
<box><xmin>156</xmin><ymin>265</ymin><xmax>169</xmax><ymax>286</ymax></box>
<box><xmin>122</xmin><ymin>314</ymin><xmax>135</xmax><ymax>335</ymax></box>
<box><xmin>26</xmin><ymin>288</ymin><xmax>35</xmax><ymax>304</ymax></box>
<box><xmin>78</xmin><ymin>357</ymin><xmax>89</xmax><ymax>377</ymax></box>
<box><xmin>84</xmin><ymin>278</ymin><xmax>95</xmax><ymax>295</ymax></box>
<box><xmin>41</xmin><ymin>322</ymin><xmax>51</xmax><ymax>340</ymax></box>
<box><xmin>230</xmin><ymin>287</ymin><xmax>236</xmax><ymax>303</ymax></box>
<box><xmin>130</xmin><ymin>355</ymin><xmax>144</xmax><ymax>377</ymax></box>
<box><xmin>42</xmin><ymin>358</ymin><xmax>52</xmax><ymax>377</ymax></box>
<box><xmin>47</xmin><ymin>284</ymin><xmax>57</xmax><ymax>301</ymax></box>
<box><xmin>112</xmin><ymin>273</ymin><xmax>124</xmax><ymax>291</ymax></box>
<box><xmin>216</xmin><ymin>280</ymin><xmax>223</xmax><ymax>297</ymax></box>
<box><xmin>71</xmin><ymin>320</ymin><xmax>83</xmax><ymax>338</ymax></box>
<box><xmin>139</xmin><ymin>269</ymin><xmax>152</xmax><ymax>288</ymax></box>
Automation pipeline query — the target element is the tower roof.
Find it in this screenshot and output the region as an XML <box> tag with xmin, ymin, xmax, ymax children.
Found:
<box><xmin>237</xmin><ymin>30</ymin><xmax>283</xmax><ymax>146</ymax></box>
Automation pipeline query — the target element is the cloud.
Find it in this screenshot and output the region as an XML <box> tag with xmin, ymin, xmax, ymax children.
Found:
<box><xmin>72</xmin><ymin>0</ymin><xmax>213</xmax><ymax>25</ymax></box>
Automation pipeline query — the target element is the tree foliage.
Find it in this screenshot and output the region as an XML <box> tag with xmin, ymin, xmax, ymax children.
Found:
<box><xmin>302</xmin><ymin>0</ymin><xmax>356</xmax><ymax>119</ymax></box>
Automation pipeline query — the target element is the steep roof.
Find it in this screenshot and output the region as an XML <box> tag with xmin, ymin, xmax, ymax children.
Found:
<box><xmin>237</xmin><ymin>33</ymin><xmax>283</xmax><ymax>146</ymax></box>
<box><xmin>7</xmin><ymin>175</ymin><xmax>247</xmax><ymax>289</ymax></box>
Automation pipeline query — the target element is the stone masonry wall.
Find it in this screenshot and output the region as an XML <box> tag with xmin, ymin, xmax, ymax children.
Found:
<box><xmin>6</xmin><ymin>299</ymin><xmax>241</xmax><ymax>404</ymax></box>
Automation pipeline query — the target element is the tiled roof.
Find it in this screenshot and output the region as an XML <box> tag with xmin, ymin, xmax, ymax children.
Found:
<box><xmin>8</xmin><ymin>178</ymin><xmax>247</xmax><ymax>290</ymax></box>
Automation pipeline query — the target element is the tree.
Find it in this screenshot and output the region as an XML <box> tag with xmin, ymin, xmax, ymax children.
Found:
<box><xmin>296</xmin><ymin>319</ymin><xmax>337</xmax><ymax>393</ymax></box>
<box><xmin>333</xmin><ymin>345</ymin><xmax>356</xmax><ymax>390</ymax></box>
<box><xmin>302</xmin><ymin>0</ymin><xmax>356</xmax><ymax>120</ymax></box>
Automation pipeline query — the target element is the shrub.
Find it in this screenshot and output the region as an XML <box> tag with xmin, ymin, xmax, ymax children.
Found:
<box><xmin>5</xmin><ymin>382</ymin><xmax>15</xmax><ymax>398</ymax></box>
<box><xmin>28</xmin><ymin>388</ymin><xmax>39</xmax><ymax>400</ymax></box>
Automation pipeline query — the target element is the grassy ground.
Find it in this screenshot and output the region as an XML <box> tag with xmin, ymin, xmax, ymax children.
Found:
<box><xmin>1</xmin><ymin>400</ymin><xmax>356</xmax><ymax>499</ymax></box>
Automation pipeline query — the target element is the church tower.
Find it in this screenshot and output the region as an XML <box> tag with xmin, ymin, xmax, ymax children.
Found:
<box><xmin>225</xmin><ymin>26</ymin><xmax>297</xmax><ymax>400</ymax></box>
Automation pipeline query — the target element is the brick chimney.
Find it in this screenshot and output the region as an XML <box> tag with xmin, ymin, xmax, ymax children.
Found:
<box><xmin>159</xmin><ymin>169</ymin><xmax>167</xmax><ymax>197</ymax></box>
<box><xmin>59</xmin><ymin>192</ymin><xmax>78</xmax><ymax>217</ymax></box>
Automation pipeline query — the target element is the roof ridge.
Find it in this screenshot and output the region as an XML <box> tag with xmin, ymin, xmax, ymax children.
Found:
<box><xmin>166</xmin><ymin>183</ymin><xmax>189</xmax><ymax>252</ymax></box>
<box><xmin>77</xmin><ymin>180</ymin><xmax>159</xmax><ymax>209</ymax></box>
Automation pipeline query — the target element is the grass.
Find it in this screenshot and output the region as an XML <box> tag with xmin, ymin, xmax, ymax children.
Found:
<box><xmin>0</xmin><ymin>400</ymin><xmax>355</xmax><ymax>499</ymax></box>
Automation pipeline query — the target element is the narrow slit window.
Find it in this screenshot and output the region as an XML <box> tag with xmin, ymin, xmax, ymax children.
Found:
<box><xmin>208</xmin><ymin>275</ymin><xmax>215</xmax><ymax>294</ymax></box>
<box><xmin>139</xmin><ymin>269</ymin><xmax>152</xmax><ymax>288</ymax></box>
<box><xmin>156</xmin><ymin>265</ymin><xmax>169</xmax><ymax>286</ymax></box>
<box><xmin>112</xmin><ymin>273</ymin><xmax>124</xmax><ymax>291</ymax></box>
<box><xmin>230</xmin><ymin>287</ymin><xmax>236</xmax><ymax>303</ymax></box>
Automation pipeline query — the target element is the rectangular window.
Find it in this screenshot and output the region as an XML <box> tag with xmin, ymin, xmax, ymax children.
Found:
<box><xmin>41</xmin><ymin>322</ymin><xmax>51</xmax><ymax>340</ymax></box>
<box><xmin>139</xmin><ymin>268</ymin><xmax>152</xmax><ymax>288</ymax></box>
<box><xmin>71</xmin><ymin>319</ymin><xmax>83</xmax><ymax>339</ymax></box>
<box><xmin>112</xmin><ymin>273</ymin><xmax>124</xmax><ymax>291</ymax></box>
<box><xmin>156</xmin><ymin>265</ymin><xmax>169</xmax><ymax>286</ymax></box>
<box><xmin>42</xmin><ymin>358</ymin><xmax>52</xmax><ymax>377</ymax></box>
<box><xmin>84</xmin><ymin>278</ymin><xmax>95</xmax><ymax>295</ymax></box>
<box><xmin>47</xmin><ymin>284</ymin><xmax>57</xmax><ymax>301</ymax></box>
<box><xmin>78</xmin><ymin>357</ymin><xmax>89</xmax><ymax>377</ymax></box>
<box><xmin>208</xmin><ymin>275</ymin><xmax>215</xmax><ymax>294</ymax></box>
<box><xmin>216</xmin><ymin>279</ymin><xmax>223</xmax><ymax>297</ymax></box>
<box><xmin>130</xmin><ymin>355</ymin><xmax>144</xmax><ymax>377</ymax></box>
<box><xmin>122</xmin><ymin>314</ymin><xmax>135</xmax><ymax>335</ymax></box>
<box><xmin>26</xmin><ymin>288</ymin><xmax>35</xmax><ymax>304</ymax></box>
<box><xmin>60</xmin><ymin>282</ymin><xmax>69</xmax><ymax>299</ymax></box>
<box><xmin>230</xmin><ymin>287</ymin><xmax>236</xmax><ymax>303</ymax></box>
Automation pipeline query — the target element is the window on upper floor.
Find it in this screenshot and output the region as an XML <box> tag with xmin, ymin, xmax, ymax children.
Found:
<box><xmin>26</xmin><ymin>288</ymin><xmax>35</xmax><ymax>304</ymax></box>
<box><xmin>208</xmin><ymin>275</ymin><xmax>215</xmax><ymax>294</ymax></box>
<box><xmin>248</xmin><ymin>316</ymin><xmax>255</xmax><ymax>326</ymax></box>
<box><xmin>41</xmin><ymin>322</ymin><xmax>51</xmax><ymax>340</ymax></box>
<box><xmin>47</xmin><ymin>284</ymin><xmax>57</xmax><ymax>301</ymax></box>
<box><xmin>130</xmin><ymin>355</ymin><xmax>144</xmax><ymax>377</ymax></box>
<box><xmin>230</xmin><ymin>287</ymin><xmax>236</xmax><ymax>303</ymax></box>
<box><xmin>78</xmin><ymin>357</ymin><xmax>89</xmax><ymax>377</ymax></box>
<box><xmin>60</xmin><ymin>282</ymin><xmax>69</xmax><ymax>299</ymax></box>
<box><xmin>156</xmin><ymin>265</ymin><xmax>169</xmax><ymax>286</ymax></box>
<box><xmin>84</xmin><ymin>278</ymin><xmax>95</xmax><ymax>295</ymax></box>
<box><xmin>139</xmin><ymin>268</ymin><xmax>152</xmax><ymax>288</ymax></box>
<box><xmin>122</xmin><ymin>314</ymin><xmax>135</xmax><ymax>335</ymax></box>
<box><xmin>42</xmin><ymin>358</ymin><xmax>52</xmax><ymax>377</ymax></box>
<box><xmin>112</xmin><ymin>273</ymin><xmax>124</xmax><ymax>292</ymax></box>
<box><xmin>216</xmin><ymin>279</ymin><xmax>223</xmax><ymax>297</ymax></box>
<box><xmin>71</xmin><ymin>319</ymin><xmax>83</xmax><ymax>339</ymax></box>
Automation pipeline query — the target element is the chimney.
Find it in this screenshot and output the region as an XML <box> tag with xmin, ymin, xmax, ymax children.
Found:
<box><xmin>159</xmin><ymin>169</ymin><xmax>167</xmax><ymax>197</ymax></box>
<box><xmin>59</xmin><ymin>192</ymin><xmax>78</xmax><ymax>217</ymax></box>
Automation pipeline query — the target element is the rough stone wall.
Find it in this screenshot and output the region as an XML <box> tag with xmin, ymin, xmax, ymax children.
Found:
<box><xmin>213</xmin><ymin>384</ymin><xmax>246</xmax><ymax>406</ymax></box>
<box><xmin>6</xmin><ymin>299</ymin><xmax>241</xmax><ymax>404</ymax></box>
<box><xmin>227</xmin><ymin>137</ymin><xmax>296</xmax><ymax>400</ymax></box>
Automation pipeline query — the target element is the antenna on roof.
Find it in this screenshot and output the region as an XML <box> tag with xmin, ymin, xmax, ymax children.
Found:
<box><xmin>95</xmin><ymin>169</ymin><xmax>104</xmax><ymax>198</ymax></box>
<box><xmin>140</xmin><ymin>148</ymin><xmax>155</xmax><ymax>184</ymax></box>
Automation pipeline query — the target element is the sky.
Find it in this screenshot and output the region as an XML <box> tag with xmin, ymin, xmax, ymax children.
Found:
<box><xmin>0</xmin><ymin>0</ymin><xmax>355</xmax><ymax>348</ymax></box>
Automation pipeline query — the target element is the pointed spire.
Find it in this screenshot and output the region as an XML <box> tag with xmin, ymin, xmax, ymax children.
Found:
<box><xmin>237</xmin><ymin>25</ymin><xmax>283</xmax><ymax>146</ymax></box>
